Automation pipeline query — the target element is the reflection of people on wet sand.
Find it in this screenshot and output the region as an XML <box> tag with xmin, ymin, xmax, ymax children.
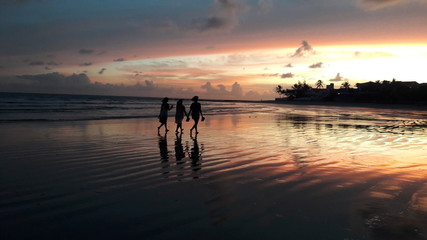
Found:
<box><xmin>189</xmin><ymin>135</ymin><xmax>202</xmax><ymax>178</ymax></box>
<box><xmin>174</xmin><ymin>132</ymin><xmax>185</xmax><ymax>162</ymax></box>
<box><xmin>175</xmin><ymin>99</ymin><xmax>188</xmax><ymax>133</ymax></box>
<box><xmin>187</xmin><ymin>96</ymin><xmax>205</xmax><ymax>135</ymax></box>
<box><xmin>158</xmin><ymin>97</ymin><xmax>173</xmax><ymax>133</ymax></box>
<box><xmin>158</xmin><ymin>133</ymin><xmax>170</xmax><ymax>175</ymax></box>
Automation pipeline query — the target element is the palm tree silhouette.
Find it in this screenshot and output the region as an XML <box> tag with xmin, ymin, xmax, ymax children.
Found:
<box><xmin>316</xmin><ymin>80</ymin><xmax>324</xmax><ymax>89</ymax></box>
<box><xmin>341</xmin><ymin>81</ymin><xmax>351</xmax><ymax>89</ymax></box>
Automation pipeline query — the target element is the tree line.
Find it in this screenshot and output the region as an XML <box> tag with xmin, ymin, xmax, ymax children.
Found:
<box><xmin>276</xmin><ymin>79</ymin><xmax>427</xmax><ymax>104</ymax></box>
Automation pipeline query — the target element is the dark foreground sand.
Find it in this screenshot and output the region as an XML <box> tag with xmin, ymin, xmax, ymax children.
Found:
<box><xmin>1</xmin><ymin>111</ymin><xmax>427</xmax><ymax>239</ymax></box>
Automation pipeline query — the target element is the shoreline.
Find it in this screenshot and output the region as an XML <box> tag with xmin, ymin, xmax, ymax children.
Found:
<box><xmin>268</xmin><ymin>99</ymin><xmax>427</xmax><ymax>111</ymax></box>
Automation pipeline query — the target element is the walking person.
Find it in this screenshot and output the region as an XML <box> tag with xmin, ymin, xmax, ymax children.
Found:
<box><xmin>187</xmin><ymin>96</ymin><xmax>205</xmax><ymax>135</ymax></box>
<box><xmin>174</xmin><ymin>99</ymin><xmax>188</xmax><ymax>133</ymax></box>
<box><xmin>158</xmin><ymin>97</ymin><xmax>173</xmax><ymax>133</ymax></box>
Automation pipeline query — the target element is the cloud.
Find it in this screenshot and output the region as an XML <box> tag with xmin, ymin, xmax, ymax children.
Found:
<box><xmin>263</xmin><ymin>73</ymin><xmax>279</xmax><ymax>77</ymax></box>
<box><xmin>358</xmin><ymin>0</ymin><xmax>409</xmax><ymax>10</ymax></box>
<box><xmin>0</xmin><ymin>72</ymin><xmax>275</xmax><ymax>100</ymax></box>
<box><xmin>291</xmin><ymin>41</ymin><xmax>315</xmax><ymax>58</ymax></box>
<box><xmin>231</xmin><ymin>81</ymin><xmax>243</xmax><ymax>97</ymax></box>
<box><xmin>201</xmin><ymin>81</ymin><xmax>244</xmax><ymax>99</ymax></box>
<box><xmin>191</xmin><ymin>17</ymin><xmax>230</xmax><ymax>32</ymax></box>
<box><xmin>79</xmin><ymin>62</ymin><xmax>92</xmax><ymax>66</ymax></box>
<box><xmin>29</xmin><ymin>61</ymin><xmax>44</xmax><ymax>66</ymax></box>
<box><xmin>27</xmin><ymin>60</ymin><xmax>61</xmax><ymax>67</ymax></box>
<box><xmin>17</xmin><ymin>72</ymin><xmax>91</xmax><ymax>87</ymax></box>
<box><xmin>98</xmin><ymin>68</ymin><xmax>106</xmax><ymax>74</ymax></box>
<box><xmin>0</xmin><ymin>72</ymin><xmax>173</xmax><ymax>98</ymax></box>
<box><xmin>329</xmin><ymin>73</ymin><xmax>347</xmax><ymax>82</ymax></box>
<box><xmin>79</xmin><ymin>49</ymin><xmax>94</xmax><ymax>55</ymax></box>
<box><xmin>46</xmin><ymin>61</ymin><xmax>61</xmax><ymax>66</ymax></box>
<box><xmin>113</xmin><ymin>58</ymin><xmax>126</xmax><ymax>62</ymax></box>
<box><xmin>144</xmin><ymin>80</ymin><xmax>155</xmax><ymax>88</ymax></box>
<box><xmin>190</xmin><ymin>0</ymin><xmax>247</xmax><ymax>32</ymax></box>
<box><xmin>284</xmin><ymin>63</ymin><xmax>293</xmax><ymax>68</ymax></box>
<box><xmin>281</xmin><ymin>72</ymin><xmax>294</xmax><ymax>78</ymax></box>
<box><xmin>309</xmin><ymin>62</ymin><xmax>323</xmax><ymax>68</ymax></box>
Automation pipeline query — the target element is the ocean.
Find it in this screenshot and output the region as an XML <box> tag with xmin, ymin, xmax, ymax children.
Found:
<box><xmin>0</xmin><ymin>92</ymin><xmax>276</xmax><ymax>122</ymax></box>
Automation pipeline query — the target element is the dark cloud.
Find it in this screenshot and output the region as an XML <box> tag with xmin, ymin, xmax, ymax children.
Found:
<box><xmin>191</xmin><ymin>17</ymin><xmax>230</xmax><ymax>32</ymax></box>
<box><xmin>291</xmin><ymin>40</ymin><xmax>315</xmax><ymax>58</ymax></box>
<box><xmin>263</xmin><ymin>73</ymin><xmax>279</xmax><ymax>77</ymax></box>
<box><xmin>79</xmin><ymin>62</ymin><xmax>92</xmax><ymax>66</ymax></box>
<box><xmin>113</xmin><ymin>58</ymin><xmax>126</xmax><ymax>62</ymax></box>
<box><xmin>18</xmin><ymin>72</ymin><xmax>90</xmax><ymax>87</ymax></box>
<box><xmin>79</xmin><ymin>49</ymin><xmax>94</xmax><ymax>55</ymax></box>
<box><xmin>46</xmin><ymin>61</ymin><xmax>61</xmax><ymax>66</ymax></box>
<box><xmin>98</xmin><ymin>68</ymin><xmax>106</xmax><ymax>74</ymax></box>
<box><xmin>284</xmin><ymin>63</ymin><xmax>293</xmax><ymax>68</ymax></box>
<box><xmin>281</xmin><ymin>72</ymin><xmax>294</xmax><ymax>78</ymax></box>
<box><xmin>0</xmin><ymin>72</ymin><xmax>172</xmax><ymax>97</ymax></box>
<box><xmin>309</xmin><ymin>62</ymin><xmax>323</xmax><ymax>68</ymax></box>
<box><xmin>29</xmin><ymin>61</ymin><xmax>44</xmax><ymax>66</ymax></box>
<box><xmin>190</xmin><ymin>0</ymin><xmax>247</xmax><ymax>32</ymax></box>
<box><xmin>329</xmin><ymin>73</ymin><xmax>347</xmax><ymax>82</ymax></box>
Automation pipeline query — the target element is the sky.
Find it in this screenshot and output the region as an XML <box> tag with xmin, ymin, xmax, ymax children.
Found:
<box><xmin>1</xmin><ymin>0</ymin><xmax>427</xmax><ymax>100</ymax></box>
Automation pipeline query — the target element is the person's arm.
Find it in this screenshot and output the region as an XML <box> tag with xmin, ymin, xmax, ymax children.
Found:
<box><xmin>184</xmin><ymin>107</ymin><xmax>188</xmax><ymax>118</ymax></box>
<box><xmin>187</xmin><ymin>108</ymin><xmax>192</xmax><ymax>121</ymax></box>
<box><xmin>200</xmin><ymin>103</ymin><xmax>205</xmax><ymax>120</ymax></box>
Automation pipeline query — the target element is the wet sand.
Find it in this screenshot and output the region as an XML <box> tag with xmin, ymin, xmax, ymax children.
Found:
<box><xmin>1</xmin><ymin>109</ymin><xmax>427</xmax><ymax>239</ymax></box>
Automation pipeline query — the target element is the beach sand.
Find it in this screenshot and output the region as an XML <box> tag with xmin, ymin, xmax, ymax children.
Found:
<box><xmin>1</xmin><ymin>111</ymin><xmax>427</xmax><ymax>239</ymax></box>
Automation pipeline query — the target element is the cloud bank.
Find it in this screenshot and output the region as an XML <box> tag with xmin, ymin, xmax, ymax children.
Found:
<box><xmin>0</xmin><ymin>72</ymin><xmax>272</xmax><ymax>100</ymax></box>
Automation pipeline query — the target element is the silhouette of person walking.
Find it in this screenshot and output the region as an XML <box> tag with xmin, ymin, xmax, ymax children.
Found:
<box><xmin>187</xmin><ymin>96</ymin><xmax>204</xmax><ymax>135</ymax></box>
<box><xmin>174</xmin><ymin>99</ymin><xmax>188</xmax><ymax>133</ymax></box>
<box><xmin>158</xmin><ymin>97</ymin><xmax>173</xmax><ymax>133</ymax></box>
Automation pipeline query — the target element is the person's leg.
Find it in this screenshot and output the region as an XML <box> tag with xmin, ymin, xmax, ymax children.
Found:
<box><xmin>192</xmin><ymin>119</ymin><xmax>199</xmax><ymax>133</ymax></box>
<box><xmin>190</xmin><ymin>120</ymin><xmax>196</xmax><ymax>131</ymax></box>
<box><xmin>194</xmin><ymin>122</ymin><xmax>199</xmax><ymax>133</ymax></box>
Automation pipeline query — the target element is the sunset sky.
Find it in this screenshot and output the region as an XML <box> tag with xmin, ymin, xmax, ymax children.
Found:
<box><xmin>1</xmin><ymin>0</ymin><xmax>427</xmax><ymax>100</ymax></box>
